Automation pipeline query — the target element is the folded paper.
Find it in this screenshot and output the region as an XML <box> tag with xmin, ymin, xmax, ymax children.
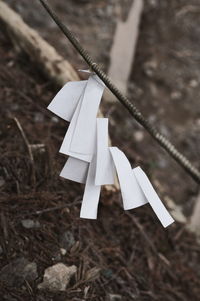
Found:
<box><xmin>80</xmin><ymin>155</ymin><xmax>101</xmax><ymax>219</ymax></box>
<box><xmin>48</xmin><ymin>80</ymin><xmax>87</xmax><ymax>121</ymax></box>
<box><xmin>133</xmin><ymin>167</ymin><xmax>174</xmax><ymax>227</ymax></box>
<box><xmin>95</xmin><ymin>118</ymin><xmax>115</xmax><ymax>185</ymax></box>
<box><xmin>109</xmin><ymin>147</ymin><xmax>147</xmax><ymax>210</ymax></box>
<box><xmin>59</xmin><ymin>74</ymin><xmax>105</xmax><ymax>162</ymax></box>
<box><xmin>80</xmin><ymin>118</ymin><xmax>114</xmax><ymax>218</ymax></box>
<box><xmin>60</xmin><ymin>157</ymin><xmax>89</xmax><ymax>184</ymax></box>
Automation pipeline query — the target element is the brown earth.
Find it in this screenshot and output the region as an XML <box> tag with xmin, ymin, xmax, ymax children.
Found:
<box><xmin>0</xmin><ymin>1</ymin><xmax>200</xmax><ymax>300</ymax></box>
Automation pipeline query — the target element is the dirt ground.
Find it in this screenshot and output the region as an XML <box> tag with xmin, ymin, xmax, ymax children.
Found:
<box><xmin>0</xmin><ymin>0</ymin><xmax>200</xmax><ymax>300</ymax></box>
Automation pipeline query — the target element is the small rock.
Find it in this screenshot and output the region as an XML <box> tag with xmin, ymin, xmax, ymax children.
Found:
<box><xmin>51</xmin><ymin>116</ymin><xmax>59</xmax><ymax>123</ymax></box>
<box><xmin>60</xmin><ymin>231</ymin><xmax>75</xmax><ymax>251</ymax></box>
<box><xmin>0</xmin><ymin>245</ymin><xmax>3</xmax><ymax>255</ymax></box>
<box><xmin>38</xmin><ymin>263</ymin><xmax>77</xmax><ymax>291</ymax></box>
<box><xmin>133</xmin><ymin>130</ymin><xmax>144</xmax><ymax>142</ymax></box>
<box><xmin>21</xmin><ymin>219</ymin><xmax>40</xmax><ymax>229</ymax></box>
<box><xmin>189</xmin><ymin>79</ymin><xmax>198</xmax><ymax>88</ymax></box>
<box><xmin>143</xmin><ymin>60</ymin><xmax>157</xmax><ymax>78</ymax></box>
<box><xmin>60</xmin><ymin>248</ymin><xmax>67</xmax><ymax>256</ymax></box>
<box><xmin>0</xmin><ymin>258</ymin><xmax>38</xmax><ymax>287</ymax></box>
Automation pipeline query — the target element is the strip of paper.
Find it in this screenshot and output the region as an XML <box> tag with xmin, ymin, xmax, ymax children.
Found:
<box><xmin>133</xmin><ymin>167</ymin><xmax>174</xmax><ymax>228</ymax></box>
<box><xmin>80</xmin><ymin>155</ymin><xmax>101</xmax><ymax>219</ymax></box>
<box><xmin>95</xmin><ymin>118</ymin><xmax>115</xmax><ymax>185</ymax></box>
<box><xmin>109</xmin><ymin>147</ymin><xmax>147</xmax><ymax>210</ymax></box>
<box><xmin>59</xmin><ymin>91</ymin><xmax>88</xmax><ymax>161</ymax></box>
<box><xmin>60</xmin><ymin>157</ymin><xmax>89</xmax><ymax>184</ymax></box>
<box><xmin>47</xmin><ymin>81</ymin><xmax>87</xmax><ymax>121</ymax></box>
<box><xmin>69</xmin><ymin>75</ymin><xmax>105</xmax><ymax>155</ymax></box>
<box><xmin>59</xmin><ymin>75</ymin><xmax>105</xmax><ymax>162</ymax></box>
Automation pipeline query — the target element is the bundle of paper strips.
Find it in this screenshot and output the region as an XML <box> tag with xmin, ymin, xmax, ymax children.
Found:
<box><xmin>48</xmin><ymin>71</ymin><xmax>174</xmax><ymax>228</ymax></box>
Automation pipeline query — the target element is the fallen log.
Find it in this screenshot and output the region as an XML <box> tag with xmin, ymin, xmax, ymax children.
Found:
<box><xmin>0</xmin><ymin>1</ymin><xmax>79</xmax><ymax>85</ymax></box>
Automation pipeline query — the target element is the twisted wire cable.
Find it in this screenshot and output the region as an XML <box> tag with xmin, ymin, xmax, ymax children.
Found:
<box><xmin>39</xmin><ymin>0</ymin><xmax>200</xmax><ymax>184</ymax></box>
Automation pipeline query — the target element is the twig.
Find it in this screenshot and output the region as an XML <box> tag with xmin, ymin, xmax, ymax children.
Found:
<box><xmin>38</xmin><ymin>0</ymin><xmax>200</xmax><ymax>184</ymax></box>
<box><xmin>13</xmin><ymin>117</ymin><xmax>36</xmax><ymax>188</ymax></box>
<box><xmin>24</xmin><ymin>198</ymin><xmax>82</xmax><ymax>216</ymax></box>
<box><xmin>126</xmin><ymin>211</ymin><xmax>172</xmax><ymax>271</ymax></box>
<box><xmin>125</xmin><ymin>211</ymin><xmax>157</xmax><ymax>254</ymax></box>
<box><xmin>1</xmin><ymin>212</ymin><xmax>8</xmax><ymax>241</ymax></box>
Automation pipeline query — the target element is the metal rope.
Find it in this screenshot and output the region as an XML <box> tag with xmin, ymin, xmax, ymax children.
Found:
<box><xmin>39</xmin><ymin>0</ymin><xmax>200</xmax><ymax>184</ymax></box>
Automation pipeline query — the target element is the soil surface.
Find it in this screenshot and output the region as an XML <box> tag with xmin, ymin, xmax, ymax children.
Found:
<box><xmin>1</xmin><ymin>1</ymin><xmax>200</xmax><ymax>300</ymax></box>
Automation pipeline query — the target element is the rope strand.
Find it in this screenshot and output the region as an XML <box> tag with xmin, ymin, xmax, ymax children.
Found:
<box><xmin>39</xmin><ymin>0</ymin><xmax>200</xmax><ymax>184</ymax></box>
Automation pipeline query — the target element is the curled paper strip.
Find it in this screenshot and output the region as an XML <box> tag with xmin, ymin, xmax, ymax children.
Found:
<box><xmin>133</xmin><ymin>167</ymin><xmax>174</xmax><ymax>228</ymax></box>
<box><xmin>59</xmin><ymin>74</ymin><xmax>105</xmax><ymax>162</ymax></box>
<box><xmin>48</xmin><ymin>80</ymin><xmax>87</xmax><ymax>122</ymax></box>
<box><xmin>60</xmin><ymin>157</ymin><xmax>89</xmax><ymax>184</ymax></box>
<box><xmin>95</xmin><ymin>118</ymin><xmax>115</xmax><ymax>185</ymax></box>
<box><xmin>109</xmin><ymin>147</ymin><xmax>147</xmax><ymax>210</ymax></box>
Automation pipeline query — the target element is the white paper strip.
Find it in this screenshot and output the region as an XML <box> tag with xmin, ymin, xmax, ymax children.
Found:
<box><xmin>60</xmin><ymin>157</ymin><xmax>89</xmax><ymax>184</ymax></box>
<box><xmin>109</xmin><ymin>147</ymin><xmax>147</xmax><ymax>210</ymax></box>
<box><xmin>47</xmin><ymin>81</ymin><xmax>87</xmax><ymax>121</ymax></box>
<box><xmin>59</xmin><ymin>92</ymin><xmax>87</xmax><ymax>161</ymax></box>
<box><xmin>80</xmin><ymin>156</ymin><xmax>101</xmax><ymax>219</ymax></box>
<box><xmin>59</xmin><ymin>75</ymin><xmax>105</xmax><ymax>162</ymax></box>
<box><xmin>70</xmin><ymin>75</ymin><xmax>105</xmax><ymax>154</ymax></box>
<box><xmin>95</xmin><ymin>118</ymin><xmax>115</xmax><ymax>185</ymax></box>
<box><xmin>133</xmin><ymin>167</ymin><xmax>174</xmax><ymax>228</ymax></box>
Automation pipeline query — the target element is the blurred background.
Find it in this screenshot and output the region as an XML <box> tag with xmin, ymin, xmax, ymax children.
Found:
<box><xmin>0</xmin><ymin>0</ymin><xmax>200</xmax><ymax>300</ymax></box>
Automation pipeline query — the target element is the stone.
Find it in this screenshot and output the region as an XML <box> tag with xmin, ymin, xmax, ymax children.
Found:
<box><xmin>60</xmin><ymin>248</ymin><xmax>67</xmax><ymax>256</ymax></box>
<box><xmin>133</xmin><ymin>130</ymin><xmax>144</xmax><ymax>142</ymax></box>
<box><xmin>59</xmin><ymin>230</ymin><xmax>75</xmax><ymax>251</ymax></box>
<box><xmin>189</xmin><ymin>79</ymin><xmax>198</xmax><ymax>88</ymax></box>
<box><xmin>0</xmin><ymin>258</ymin><xmax>38</xmax><ymax>287</ymax></box>
<box><xmin>38</xmin><ymin>263</ymin><xmax>77</xmax><ymax>291</ymax></box>
<box><xmin>21</xmin><ymin>219</ymin><xmax>40</xmax><ymax>229</ymax></box>
<box><xmin>0</xmin><ymin>245</ymin><xmax>3</xmax><ymax>255</ymax></box>
<box><xmin>143</xmin><ymin>60</ymin><xmax>157</xmax><ymax>78</ymax></box>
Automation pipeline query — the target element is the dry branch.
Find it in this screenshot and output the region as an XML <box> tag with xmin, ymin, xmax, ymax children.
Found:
<box><xmin>0</xmin><ymin>1</ymin><xmax>79</xmax><ymax>86</ymax></box>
